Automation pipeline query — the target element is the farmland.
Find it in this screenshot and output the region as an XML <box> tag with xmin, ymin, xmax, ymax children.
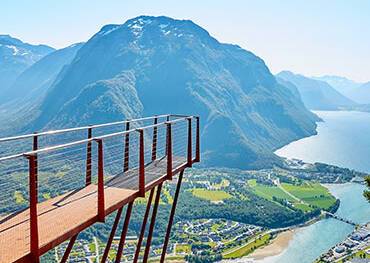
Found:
<box><xmin>191</xmin><ymin>189</ymin><xmax>232</xmax><ymax>201</ymax></box>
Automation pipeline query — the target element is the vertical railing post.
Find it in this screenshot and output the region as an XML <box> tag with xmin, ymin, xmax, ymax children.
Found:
<box><xmin>166</xmin><ymin>122</ymin><xmax>173</xmax><ymax>180</ymax></box>
<box><xmin>124</xmin><ymin>122</ymin><xmax>130</xmax><ymax>172</ymax></box>
<box><xmin>195</xmin><ymin>116</ymin><xmax>200</xmax><ymax>162</ymax></box>
<box><xmin>32</xmin><ymin>132</ymin><xmax>38</xmax><ymax>198</ymax></box>
<box><xmin>27</xmin><ymin>154</ymin><xmax>40</xmax><ymax>263</ymax></box>
<box><xmin>85</xmin><ymin>126</ymin><xmax>92</xmax><ymax>186</ymax></box>
<box><xmin>138</xmin><ymin>129</ymin><xmax>145</xmax><ymax>197</ymax></box>
<box><xmin>95</xmin><ymin>139</ymin><xmax>105</xmax><ymax>222</ymax></box>
<box><xmin>151</xmin><ymin>117</ymin><xmax>158</xmax><ymax>161</ymax></box>
<box><xmin>187</xmin><ymin>118</ymin><xmax>192</xmax><ymax>167</ymax></box>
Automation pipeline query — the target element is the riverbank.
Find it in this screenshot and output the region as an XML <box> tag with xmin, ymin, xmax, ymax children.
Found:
<box><xmin>249</xmin><ymin>230</ymin><xmax>295</xmax><ymax>260</ymax></box>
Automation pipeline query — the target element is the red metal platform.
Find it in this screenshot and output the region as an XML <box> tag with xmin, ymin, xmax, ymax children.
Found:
<box><xmin>0</xmin><ymin>115</ymin><xmax>200</xmax><ymax>263</ymax></box>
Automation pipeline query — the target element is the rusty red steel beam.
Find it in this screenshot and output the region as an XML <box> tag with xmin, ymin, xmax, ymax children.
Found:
<box><xmin>95</xmin><ymin>139</ymin><xmax>105</xmax><ymax>222</ymax></box>
<box><xmin>100</xmin><ymin>207</ymin><xmax>123</xmax><ymax>263</ymax></box>
<box><xmin>114</xmin><ymin>202</ymin><xmax>134</xmax><ymax>263</ymax></box>
<box><xmin>187</xmin><ymin>117</ymin><xmax>193</xmax><ymax>167</ymax></box>
<box><xmin>27</xmin><ymin>154</ymin><xmax>40</xmax><ymax>263</ymax></box>
<box><xmin>166</xmin><ymin>122</ymin><xmax>173</xmax><ymax>180</ymax></box>
<box><xmin>60</xmin><ymin>234</ymin><xmax>78</xmax><ymax>263</ymax></box>
<box><xmin>143</xmin><ymin>183</ymin><xmax>163</xmax><ymax>263</ymax></box>
<box><xmin>195</xmin><ymin>116</ymin><xmax>200</xmax><ymax>162</ymax></box>
<box><xmin>133</xmin><ymin>188</ymin><xmax>155</xmax><ymax>263</ymax></box>
<box><xmin>160</xmin><ymin>170</ymin><xmax>184</xmax><ymax>263</ymax></box>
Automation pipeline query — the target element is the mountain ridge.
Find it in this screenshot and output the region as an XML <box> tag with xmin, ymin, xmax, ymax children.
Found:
<box><xmin>0</xmin><ymin>35</ymin><xmax>54</xmax><ymax>100</ymax></box>
<box><xmin>277</xmin><ymin>71</ymin><xmax>356</xmax><ymax>110</ymax></box>
<box><xmin>5</xmin><ymin>16</ymin><xmax>319</xmax><ymax>169</ymax></box>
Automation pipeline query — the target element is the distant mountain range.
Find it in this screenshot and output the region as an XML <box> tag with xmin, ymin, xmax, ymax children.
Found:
<box><xmin>2</xmin><ymin>43</ymin><xmax>83</xmax><ymax>105</ymax></box>
<box><xmin>0</xmin><ymin>35</ymin><xmax>54</xmax><ymax>102</ymax></box>
<box><xmin>277</xmin><ymin>71</ymin><xmax>357</xmax><ymax>110</ymax></box>
<box><xmin>0</xmin><ymin>16</ymin><xmax>320</xmax><ymax>169</ymax></box>
<box><xmin>313</xmin><ymin>75</ymin><xmax>370</xmax><ymax>104</ymax></box>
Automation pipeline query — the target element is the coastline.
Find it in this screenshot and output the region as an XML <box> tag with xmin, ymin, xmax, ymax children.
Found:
<box><xmin>248</xmin><ymin>229</ymin><xmax>295</xmax><ymax>260</ymax></box>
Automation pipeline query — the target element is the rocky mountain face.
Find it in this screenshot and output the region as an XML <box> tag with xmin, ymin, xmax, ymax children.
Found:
<box><xmin>1</xmin><ymin>43</ymin><xmax>83</xmax><ymax>106</ymax></box>
<box><xmin>7</xmin><ymin>16</ymin><xmax>318</xmax><ymax>169</ymax></box>
<box><xmin>0</xmin><ymin>35</ymin><xmax>54</xmax><ymax>101</ymax></box>
<box><xmin>277</xmin><ymin>71</ymin><xmax>357</xmax><ymax>110</ymax></box>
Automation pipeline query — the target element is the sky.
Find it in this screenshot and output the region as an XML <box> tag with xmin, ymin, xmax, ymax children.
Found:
<box><xmin>1</xmin><ymin>0</ymin><xmax>370</xmax><ymax>82</ymax></box>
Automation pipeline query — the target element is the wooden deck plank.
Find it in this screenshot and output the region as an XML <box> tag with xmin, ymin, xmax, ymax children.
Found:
<box><xmin>0</xmin><ymin>156</ymin><xmax>186</xmax><ymax>263</ymax></box>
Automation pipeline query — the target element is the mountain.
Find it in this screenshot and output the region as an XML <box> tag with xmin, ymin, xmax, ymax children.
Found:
<box><xmin>313</xmin><ymin>75</ymin><xmax>364</xmax><ymax>103</ymax></box>
<box><xmin>2</xmin><ymin>43</ymin><xmax>83</xmax><ymax>106</ymax></box>
<box><xmin>277</xmin><ymin>71</ymin><xmax>357</xmax><ymax>110</ymax></box>
<box><xmin>342</xmin><ymin>81</ymin><xmax>370</xmax><ymax>104</ymax></box>
<box><xmin>26</xmin><ymin>16</ymin><xmax>318</xmax><ymax>169</ymax></box>
<box><xmin>0</xmin><ymin>35</ymin><xmax>54</xmax><ymax>100</ymax></box>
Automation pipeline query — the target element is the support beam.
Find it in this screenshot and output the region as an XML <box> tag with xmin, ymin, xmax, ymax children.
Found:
<box><xmin>27</xmin><ymin>154</ymin><xmax>39</xmax><ymax>263</ymax></box>
<box><xmin>166</xmin><ymin>123</ymin><xmax>172</xmax><ymax>180</ymax></box>
<box><xmin>60</xmin><ymin>234</ymin><xmax>78</xmax><ymax>263</ymax></box>
<box><xmin>96</xmin><ymin>139</ymin><xmax>105</xmax><ymax>222</ymax></box>
<box><xmin>114</xmin><ymin>202</ymin><xmax>134</xmax><ymax>263</ymax></box>
<box><xmin>133</xmin><ymin>188</ymin><xmax>155</xmax><ymax>263</ymax></box>
<box><xmin>143</xmin><ymin>184</ymin><xmax>163</xmax><ymax>263</ymax></box>
<box><xmin>187</xmin><ymin>118</ymin><xmax>192</xmax><ymax>167</ymax></box>
<box><xmin>195</xmin><ymin>116</ymin><xmax>200</xmax><ymax>162</ymax></box>
<box><xmin>101</xmin><ymin>207</ymin><xmax>123</xmax><ymax>263</ymax></box>
<box><xmin>160</xmin><ymin>171</ymin><xmax>184</xmax><ymax>263</ymax></box>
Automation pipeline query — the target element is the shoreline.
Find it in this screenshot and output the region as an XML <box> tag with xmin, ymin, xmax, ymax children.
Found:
<box><xmin>228</xmin><ymin>213</ymin><xmax>327</xmax><ymax>262</ymax></box>
<box><xmin>248</xmin><ymin>229</ymin><xmax>295</xmax><ymax>260</ymax></box>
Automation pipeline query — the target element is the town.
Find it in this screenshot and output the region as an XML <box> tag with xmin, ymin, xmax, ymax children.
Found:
<box><xmin>53</xmin><ymin>219</ymin><xmax>263</xmax><ymax>262</ymax></box>
<box><xmin>318</xmin><ymin>224</ymin><xmax>370</xmax><ymax>263</ymax></box>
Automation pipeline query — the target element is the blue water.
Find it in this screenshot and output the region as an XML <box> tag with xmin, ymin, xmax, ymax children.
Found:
<box><xmin>261</xmin><ymin>111</ymin><xmax>370</xmax><ymax>263</ymax></box>
<box><xmin>276</xmin><ymin>110</ymin><xmax>370</xmax><ymax>173</ymax></box>
<box><xmin>261</xmin><ymin>183</ymin><xmax>369</xmax><ymax>263</ymax></box>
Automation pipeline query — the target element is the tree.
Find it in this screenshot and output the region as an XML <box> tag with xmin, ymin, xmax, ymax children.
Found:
<box><xmin>364</xmin><ymin>176</ymin><xmax>370</xmax><ymax>202</ymax></box>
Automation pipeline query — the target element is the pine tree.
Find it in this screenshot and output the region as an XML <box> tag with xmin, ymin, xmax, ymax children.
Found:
<box><xmin>364</xmin><ymin>176</ymin><xmax>370</xmax><ymax>202</ymax></box>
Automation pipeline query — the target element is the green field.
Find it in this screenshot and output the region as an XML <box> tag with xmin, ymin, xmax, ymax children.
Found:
<box><xmin>281</xmin><ymin>183</ymin><xmax>336</xmax><ymax>210</ymax></box>
<box><xmin>248</xmin><ymin>179</ymin><xmax>295</xmax><ymax>202</ymax></box>
<box><xmin>223</xmin><ymin>233</ymin><xmax>271</xmax><ymax>259</ymax></box>
<box><xmin>191</xmin><ymin>189</ymin><xmax>232</xmax><ymax>201</ymax></box>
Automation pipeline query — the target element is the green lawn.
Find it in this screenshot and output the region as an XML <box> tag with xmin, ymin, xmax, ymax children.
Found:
<box><xmin>191</xmin><ymin>189</ymin><xmax>232</xmax><ymax>201</ymax></box>
<box><xmin>175</xmin><ymin>244</ymin><xmax>191</xmax><ymax>254</ymax></box>
<box><xmin>248</xmin><ymin>179</ymin><xmax>295</xmax><ymax>202</ymax></box>
<box><xmin>281</xmin><ymin>183</ymin><xmax>336</xmax><ymax>210</ymax></box>
<box><xmin>293</xmin><ymin>203</ymin><xmax>313</xmax><ymax>212</ymax></box>
<box><xmin>14</xmin><ymin>191</ymin><xmax>26</xmax><ymax>204</ymax></box>
<box><xmin>223</xmin><ymin>233</ymin><xmax>271</xmax><ymax>259</ymax></box>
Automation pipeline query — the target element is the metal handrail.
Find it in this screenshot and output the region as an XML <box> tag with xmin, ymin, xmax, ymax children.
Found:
<box><xmin>0</xmin><ymin>114</ymin><xmax>173</xmax><ymax>143</ymax></box>
<box><xmin>15</xmin><ymin>116</ymin><xmax>194</xmax><ymax>157</ymax></box>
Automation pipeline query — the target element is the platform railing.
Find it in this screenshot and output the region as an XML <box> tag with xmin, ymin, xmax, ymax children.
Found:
<box><xmin>0</xmin><ymin>115</ymin><xmax>200</xmax><ymax>261</ymax></box>
<box><xmin>0</xmin><ymin>114</ymin><xmax>179</xmax><ymax>160</ymax></box>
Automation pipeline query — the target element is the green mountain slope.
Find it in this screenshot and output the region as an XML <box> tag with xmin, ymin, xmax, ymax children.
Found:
<box><xmin>27</xmin><ymin>16</ymin><xmax>318</xmax><ymax>169</ymax></box>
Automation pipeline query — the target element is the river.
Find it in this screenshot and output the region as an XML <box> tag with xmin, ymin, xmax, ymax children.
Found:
<box><xmin>229</xmin><ymin>111</ymin><xmax>370</xmax><ymax>263</ymax></box>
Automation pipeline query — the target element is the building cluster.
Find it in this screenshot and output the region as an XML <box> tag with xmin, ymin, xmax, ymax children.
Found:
<box><xmin>175</xmin><ymin>218</ymin><xmax>262</xmax><ymax>254</ymax></box>
<box><xmin>320</xmin><ymin>225</ymin><xmax>370</xmax><ymax>262</ymax></box>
